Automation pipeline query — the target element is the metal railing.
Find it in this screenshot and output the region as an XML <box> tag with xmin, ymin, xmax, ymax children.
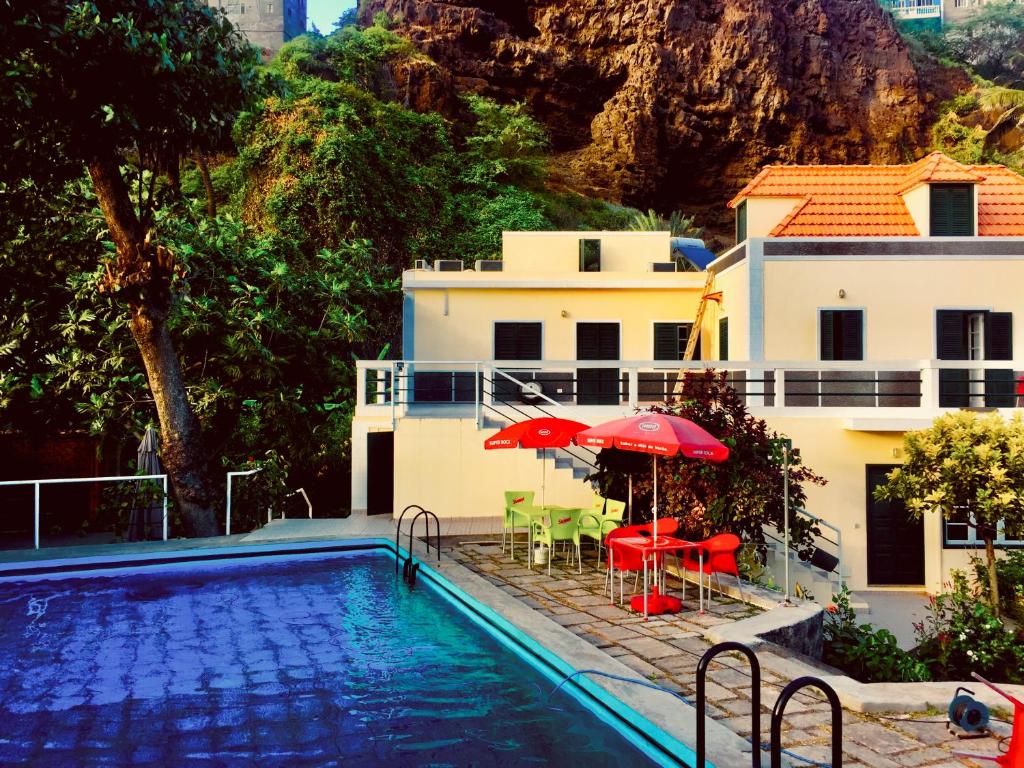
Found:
<box><xmin>356</xmin><ymin>358</ymin><xmax>1022</xmax><ymax>417</ymax></box>
<box><xmin>225</xmin><ymin>470</ymin><xmax>314</xmax><ymax>535</ymax></box>
<box><xmin>0</xmin><ymin>474</ymin><xmax>168</xmax><ymax>549</ymax></box>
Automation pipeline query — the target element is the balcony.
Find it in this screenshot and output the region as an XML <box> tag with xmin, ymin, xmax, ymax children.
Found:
<box><xmin>882</xmin><ymin>0</ymin><xmax>942</xmax><ymax>19</ymax></box>
<box><xmin>356</xmin><ymin>359</ymin><xmax>1022</xmax><ymax>426</ymax></box>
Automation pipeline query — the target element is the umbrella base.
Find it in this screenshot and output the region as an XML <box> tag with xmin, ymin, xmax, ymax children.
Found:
<box><xmin>629</xmin><ymin>587</ymin><xmax>682</xmax><ymax>615</ymax></box>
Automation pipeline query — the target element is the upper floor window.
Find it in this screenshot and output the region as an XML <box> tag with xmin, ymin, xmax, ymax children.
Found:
<box><xmin>735</xmin><ymin>201</ymin><xmax>747</xmax><ymax>244</ymax></box>
<box><xmin>820</xmin><ymin>310</ymin><xmax>863</xmax><ymax>361</ymax></box>
<box><xmin>494</xmin><ymin>322</ymin><xmax>542</xmax><ymax>360</ymax></box>
<box><xmin>654</xmin><ymin>322</ymin><xmax>700</xmax><ymax>361</ymax></box>
<box><xmin>579</xmin><ymin>239</ymin><xmax>601</xmax><ymax>272</ymax></box>
<box><xmin>936</xmin><ymin>309</ymin><xmax>1014</xmax><ymax>407</ymax></box>
<box><xmin>930</xmin><ymin>184</ymin><xmax>974</xmax><ymax>236</ymax></box>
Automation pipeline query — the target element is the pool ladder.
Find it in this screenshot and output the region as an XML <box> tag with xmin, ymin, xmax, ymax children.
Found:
<box><xmin>395</xmin><ymin>504</ymin><xmax>441</xmax><ymax>586</ymax></box>
<box><xmin>695</xmin><ymin>641</ymin><xmax>843</xmax><ymax>768</ymax></box>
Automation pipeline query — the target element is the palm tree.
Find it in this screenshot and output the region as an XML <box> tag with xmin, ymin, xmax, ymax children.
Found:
<box><xmin>628</xmin><ymin>208</ymin><xmax>704</xmax><ymax>239</ymax></box>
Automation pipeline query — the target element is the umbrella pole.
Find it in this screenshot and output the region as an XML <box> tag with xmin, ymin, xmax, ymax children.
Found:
<box><xmin>627</xmin><ymin>474</ymin><xmax>633</xmax><ymax>526</ymax></box>
<box><xmin>652</xmin><ymin>455</ymin><xmax>658</xmax><ymax>532</ymax></box>
<box><xmin>542</xmin><ymin>448</ymin><xmax>546</xmax><ymax>508</ymax></box>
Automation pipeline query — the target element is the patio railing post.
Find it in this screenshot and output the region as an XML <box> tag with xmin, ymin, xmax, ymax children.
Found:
<box><xmin>627</xmin><ymin>367</ymin><xmax>638</xmax><ymax>410</ymax></box>
<box><xmin>475</xmin><ymin>361</ymin><xmax>481</xmax><ymax>429</ymax></box>
<box><xmin>162</xmin><ymin>474</ymin><xmax>169</xmax><ymax>541</ymax></box>
<box><xmin>391</xmin><ymin>361</ymin><xmax>397</xmax><ymax>429</ymax></box>
<box><xmin>34</xmin><ymin>481</ymin><xmax>40</xmax><ymax>550</ymax></box>
<box><xmin>226</xmin><ymin>473</ymin><xmax>233</xmax><ymax>536</ymax></box>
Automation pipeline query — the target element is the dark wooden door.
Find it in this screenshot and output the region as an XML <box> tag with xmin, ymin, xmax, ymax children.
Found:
<box><xmin>367</xmin><ymin>432</ymin><xmax>394</xmax><ymax>516</ymax></box>
<box><xmin>576</xmin><ymin>323</ymin><xmax>620</xmax><ymax>405</ymax></box>
<box><xmin>866</xmin><ymin>464</ymin><xmax>925</xmax><ymax>585</ymax></box>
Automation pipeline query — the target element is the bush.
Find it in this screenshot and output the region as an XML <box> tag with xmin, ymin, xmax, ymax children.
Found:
<box><xmin>914</xmin><ymin>570</ymin><xmax>1024</xmax><ymax>683</ymax></box>
<box><xmin>823</xmin><ymin>586</ymin><xmax>931</xmax><ymax>683</ymax></box>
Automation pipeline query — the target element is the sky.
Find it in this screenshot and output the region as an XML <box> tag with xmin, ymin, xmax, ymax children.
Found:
<box><xmin>307</xmin><ymin>0</ymin><xmax>357</xmax><ymax>33</ymax></box>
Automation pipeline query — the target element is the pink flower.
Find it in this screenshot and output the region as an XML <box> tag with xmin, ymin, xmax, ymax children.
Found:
<box><xmin>826</xmin><ymin>604</ymin><xmax>838</xmax><ymax>614</ymax></box>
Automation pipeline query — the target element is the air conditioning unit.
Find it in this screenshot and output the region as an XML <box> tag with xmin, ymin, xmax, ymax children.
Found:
<box><xmin>651</xmin><ymin>262</ymin><xmax>678</xmax><ymax>273</ymax></box>
<box><xmin>475</xmin><ymin>260</ymin><xmax>503</xmax><ymax>272</ymax></box>
<box><xmin>434</xmin><ymin>259</ymin><xmax>465</xmax><ymax>272</ymax></box>
<box><xmin>413</xmin><ymin>259</ymin><xmax>432</xmax><ymax>270</ymax></box>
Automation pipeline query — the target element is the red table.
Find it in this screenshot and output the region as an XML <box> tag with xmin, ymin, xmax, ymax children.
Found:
<box><xmin>609</xmin><ymin>535</ymin><xmax>704</xmax><ymax>619</ymax></box>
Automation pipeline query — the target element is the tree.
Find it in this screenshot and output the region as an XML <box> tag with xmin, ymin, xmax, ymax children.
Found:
<box><xmin>942</xmin><ymin>1</ymin><xmax>1024</xmax><ymax>87</ymax></box>
<box><xmin>589</xmin><ymin>371</ymin><xmax>826</xmax><ymax>555</ymax></box>
<box><xmin>0</xmin><ymin>1</ymin><xmax>258</xmax><ymax>535</ymax></box>
<box><xmin>875</xmin><ymin>411</ymin><xmax>1024</xmax><ymax>617</ymax></box>
<box><xmin>627</xmin><ymin>208</ymin><xmax>704</xmax><ymax>239</ymax></box>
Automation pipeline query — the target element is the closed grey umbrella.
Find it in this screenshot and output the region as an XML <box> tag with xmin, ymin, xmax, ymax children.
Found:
<box><xmin>128</xmin><ymin>427</ymin><xmax>163</xmax><ymax>541</ymax></box>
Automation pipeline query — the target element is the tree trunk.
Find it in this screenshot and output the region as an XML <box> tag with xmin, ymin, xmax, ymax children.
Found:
<box><xmin>195</xmin><ymin>154</ymin><xmax>216</xmax><ymax>219</ymax></box>
<box><xmin>984</xmin><ymin>533</ymin><xmax>1001</xmax><ymax>618</ymax></box>
<box><xmin>87</xmin><ymin>156</ymin><xmax>219</xmax><ymax>538</ymax></box>
<box><xmin>128</xmin><ymin>305</ymin><xmax>218</xmax><ymax>537</ymax></box>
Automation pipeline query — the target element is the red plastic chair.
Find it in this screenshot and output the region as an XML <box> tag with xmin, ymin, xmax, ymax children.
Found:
<box><xmin>680</xmin><ymin>533</ymin><xmax>743</xmax><ymax>601</ymax></box>
<box><xmin>605</xmin><ymin>527</ymin><xmax>648</xmax><ymax>603</ymax></box>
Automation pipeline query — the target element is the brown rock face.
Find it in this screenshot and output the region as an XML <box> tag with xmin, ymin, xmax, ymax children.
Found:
<box><xmin>363</xmin><ymin>0</ymin><xmax>962</xmax><ymax>231</ymax></box>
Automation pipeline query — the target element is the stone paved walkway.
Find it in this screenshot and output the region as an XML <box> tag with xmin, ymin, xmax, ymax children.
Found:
<box><xmin>446</xmin><ymin>536</ymin><xmax>1010</xmax><ymax>768</ymax></box>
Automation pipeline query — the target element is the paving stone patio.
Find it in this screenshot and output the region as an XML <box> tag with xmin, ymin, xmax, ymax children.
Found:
<box><xmin>446</xmin><ymin>536</ymin><xmax>1010</xmax><ymax>768</ymax></box>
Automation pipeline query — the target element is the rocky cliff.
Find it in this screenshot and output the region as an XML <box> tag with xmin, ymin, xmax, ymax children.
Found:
<box><xmin>361</xmin><ymin>0</ymin><xmax>965</xmax><ymax>235</ymax></box>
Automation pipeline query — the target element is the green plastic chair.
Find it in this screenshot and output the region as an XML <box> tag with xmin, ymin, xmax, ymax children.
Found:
<box><xmin>531</xmin><ymin>508</ymin><xmax>583</xmax><ymax>575</ymax></box>
<box><xmin>574</xmin><ymin>495</ymin><xmax>626</xmax><ymax>573</ymax></box>
<box><xmin>503</xmin><ymin>490</ymin><xmax>537</xmax><ymax>555</ymax></box>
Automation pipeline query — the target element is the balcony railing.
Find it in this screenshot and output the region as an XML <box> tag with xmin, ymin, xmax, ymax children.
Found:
<box><xmin>883</xmin><ymin>0</ymin><xmax>942</xmax><ymax>17</ymax></box>
<box><xmin>356</xmin><ymin>359</ymin><xmax>1023</xmax><ymax>425</ymax></box>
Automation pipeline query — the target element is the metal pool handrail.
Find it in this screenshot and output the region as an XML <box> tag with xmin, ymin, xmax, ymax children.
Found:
<box><xmin>770</xmin><ymin>676</ymin><xmax>842</xmax><ymax>768</ymax></box>
<box><xmin>395</xmin><ymin>504</ymin><xmax>428</xmax><ymax>574</ymax></box>
<box><xmin>0</xmin><ymin>474</ymin><xmax>168</xmax><ymax>549</ymax></box>
<box><xmin>697</xmin><ymin>641</ymin><xmax>762</xmax><ymax>768</ymax></box>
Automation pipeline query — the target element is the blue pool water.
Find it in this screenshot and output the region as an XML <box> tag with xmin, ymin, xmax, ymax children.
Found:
<box><xmin>0</xmin><ymin>550</ymin><xmax>665</xmax><ymax>766</ymax></box>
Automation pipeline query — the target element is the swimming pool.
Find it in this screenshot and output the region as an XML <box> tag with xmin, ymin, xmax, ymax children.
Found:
<box><xmin>0</xmin><ymin>545</ymin><xmax>687</xmax><ymax>766</ymax></box>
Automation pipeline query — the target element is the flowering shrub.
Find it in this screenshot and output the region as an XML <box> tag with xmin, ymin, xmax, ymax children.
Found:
<box><xmin>822</xmin><ymin>586</ymin><xmax>931</xmax><ymax>683</ymax></box>
<box><xmin>913</xmin><ymin>571</ymin><xmax>1024</xmax><ymax>684</ymax></box>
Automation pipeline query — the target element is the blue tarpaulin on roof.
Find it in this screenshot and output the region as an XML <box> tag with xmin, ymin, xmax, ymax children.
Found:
<box><xmin>671</xmin><ymin>238</ymin><xmax>717</xmax><ymax>271</ymax></box>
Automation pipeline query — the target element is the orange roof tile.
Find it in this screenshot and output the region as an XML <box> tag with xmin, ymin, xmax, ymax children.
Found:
<box><xmin>729</xmin><ymin>152</ymin><xmax>1024</xmax><ymax>237</ymax></box>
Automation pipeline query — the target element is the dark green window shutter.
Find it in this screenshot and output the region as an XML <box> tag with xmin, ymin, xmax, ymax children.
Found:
<box><xmin>494</xmin><ymin>322</ymin><xmax>541</xmax><ymax>360</ymax></box>
<box><xmin>821</xmin><ymin>310</ymin><xmax>863</xmax><ymax>360</ymax></box>
<box><xmin>719</xmin><ymin>317</ymin><xmax>729</xmax><ymax>361</ymax></box>
<box><xmin>840</xmin><ymin>311</ymin><xmax>863</xmax><ymax>361</ymax></box>
<box><xmin>930</xmin><ymin>184</ymin><xmax>974</xmax><ymax>236</ymax></box>
<box><xmin>654</xmin><ymin>323</ymin><xmax>679</xmax><ymax>360</ymax></box>
<box><xmin>985</xmin><ymin>369</ymin><xmax>1016</xmax><ymax>408</ymax></box>
<box><xmin>985</xmin><ymin>312</ymin><xmax>1013</xmax><ymax>361</ymax></box>
<box><xmin>577</xmin><ymin>323</ymin><xmax>618</xmax><ymax>360</ymax></box>
<box><xmin>936</xmin><ymin>310</ymin><xmax>968</xmax><ymax>360</ymax></box>
<box><xmin>736</xmin><ymin>201</ymin><xmax>747</xmax><ymax>244</ymax></box>
<box><xmin>820</xmin><ymin>311</ymin><xmax>835</xmax><ymax>360</ymax></box>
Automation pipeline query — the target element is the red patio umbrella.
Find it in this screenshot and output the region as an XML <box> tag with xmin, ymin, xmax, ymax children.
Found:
<box><xmin>484</xmin><ymin>417</ymin><xmax>590</xmax><ymax>506</ymax></box>
<box><xmin>573</xmin><ymin>413</ymin><xmax>728</xmax><ymax>531</ymax></box>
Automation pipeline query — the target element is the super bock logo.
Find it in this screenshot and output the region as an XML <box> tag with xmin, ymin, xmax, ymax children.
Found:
<box><xmin>537</xmin><ymin>428</ymin><xmax>551</xmax><ymax>436</ymax></box>
<box><xmin>638</xmin><ymin>422</ymin><xmax>660</xmax><ymax>432</ymax></box>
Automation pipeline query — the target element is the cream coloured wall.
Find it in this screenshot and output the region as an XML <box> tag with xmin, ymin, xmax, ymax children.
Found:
<box><xmin>761</xmin><ymin>259</ymin><xmax>1024</xmax><ymax>360</ymax></box>
<box><xmin>706</xmin><ymin>260</ymin><xmax>750</xmax><ymax>361</ymax></box>
<box><xmin>744</xmin><ymin>198</ymin><xmax>805</xmax><ymax>238</ymax></box>
<box><xmin>392</xmin><ymin>417</ymin><xmax>597</xmax><ymax>519</ymax></box>
<box><xmin>412</xmin><ymin>286</ymin><xmax>705</xmax><ymax>361</ymax></box>
<box><xmin>901</xmin><ymin>185</ymin><xmax>928</xmax><ymax>236</ymax></box>
<box><xmin>501</xmin><ymin>231</ymin><xmax>672</xmax><ymax>273</ymax></box>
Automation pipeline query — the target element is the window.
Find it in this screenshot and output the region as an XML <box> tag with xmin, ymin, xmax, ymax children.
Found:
<box><xmin>579</xmin><ymin>239</ymin><xmax>601</xmax><ymax>272</ymax></box>
<box><xmin>494</xmin><ymin>322</ymin><xmax>542</xmax><ymax>360</ymax></box>
<box><xmin>944</xmin><ymin>507</ymin><xmax>1024</xmax><ymax>548</ymax></box>
<box><xmin>735</xmin><ymin>201</ymin><xmax>747</xmax><ymax>244</ymax></box>
<box><xmin>653</xmin><ymin>323</ymin><xmax>701</xmax><ymax>361</ymax></box>
<box><xmin>936</xmin><ymin>309</ymin><xmax>1014</xmax><ymax>407</ymax></box>
<box><xmin>819</xmin><ymin>310</ymin><xmax>863</xmax><ymax>361</ymax></box>
<box><xmin>930</xmin><ymin>184</ymin><xmax>974</xmax><ymax>236</ymax></box>
<box><xmin>719</xmin><ymin>317</ymin><xmax>729</xmax><ymax>361</ymax></box>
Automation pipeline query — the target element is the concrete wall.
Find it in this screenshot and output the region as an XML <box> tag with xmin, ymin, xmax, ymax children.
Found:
<box><xmin>201</xmin><ymin>0</ymin><xmax>305</xmax><ymax>54</ymax></box>
<box><xmin>761</xmin><ymin>258</ymin><xmax>1024</xmax><ymax>360</ymax></box>
<box><xmin>411</xmin><ymin>285</ymin><xmax>707</xmax><ymax>361</ymax></box>
<box><xmin>901</xmin><ymin>184</ymin><xmax>929</xmax><ymax>236</ymax></box>
<box><xmin>707</xmin><ymin>258</ymin><xmax>750</xmax><ymax>361</ymax></box>
<box><xmin>501</xmin><ymin>231</ymin><xmax>672</xmax><ymax>273</ymax></box>
<box><xmin>744</xmin><ymin>198</ymin><xmax>805</xmax><ymax>238</ymax></box>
